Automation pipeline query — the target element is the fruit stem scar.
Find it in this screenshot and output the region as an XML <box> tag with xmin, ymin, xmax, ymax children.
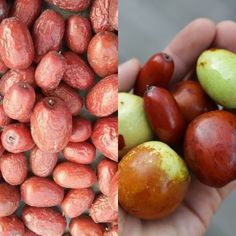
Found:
<box><xmin>48</xmin><ymin>98</ymin><xmax>55</xmax><ymax>107</ymax></box>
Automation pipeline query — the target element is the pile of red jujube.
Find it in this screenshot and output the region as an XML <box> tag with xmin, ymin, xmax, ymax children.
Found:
<box><xmin>0</xmin><ymin>0</ymin><xmax>118</xmax><ymax>235</ymax></box>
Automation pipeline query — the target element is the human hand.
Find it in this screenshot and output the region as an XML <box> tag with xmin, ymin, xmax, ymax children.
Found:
<box><xmin>119</xmin><ymin>18</ymin><xmax>236</xmax><ymax>236</ymax></box>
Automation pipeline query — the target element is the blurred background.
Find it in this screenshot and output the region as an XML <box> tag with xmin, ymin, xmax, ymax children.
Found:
<box><xmin>119</xmin><ymin>0</ymin><xmax>236</xmax><ymax>235</ymax></box>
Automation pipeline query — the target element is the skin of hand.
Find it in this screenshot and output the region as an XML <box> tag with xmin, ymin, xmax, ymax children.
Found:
<box><xmin>118</xmin><ymin>18</ymin><xmax>236</xmax><ymax>236</ymax></box>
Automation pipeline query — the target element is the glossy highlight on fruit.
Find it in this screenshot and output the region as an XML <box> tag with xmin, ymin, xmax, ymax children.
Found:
<box><xmin>119</xmin><ymin>141</ymin><xmax>190</xmax><ymax>220</ymax></box>
<box><xmin>197</xmin><ymin>49</ymin><xmax>236</xmax><ymax>108</ymax></box>
<box><xmin>184</xmin><ymin>110</ymin><xmax>236</xmax><ymax>187</ymax></box>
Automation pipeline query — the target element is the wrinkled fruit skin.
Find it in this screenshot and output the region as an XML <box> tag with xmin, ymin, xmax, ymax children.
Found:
<box><xmin>35</xmin><ymin>51</ymin><xmax>66</xmax><ymax>91</ymax></box>
<box><xmin>53</xmin><ymin>161</ymin><xmax>97</xmax><ymax>189</ymax></box>
<box><xmin>21</xmin><ymin>176</ymin><xmax>64</xmax><ymax>207</ymax></box>
<box><xmin>70</xmin><ymin>217</ymin><xmax>104</xmax><ymax>236</ymax></box>
<box><xmin>0</xmin><ymin>215</ymin><xmax>25</xmax><ymax>235</ymax></box>
<box><xmin>1</xmin><ymin>123</ymin><xmax>35</xmax><ymax>153</ymax></box>
<box><xmin>89</xmin><ymin>194</ymin><xmax>118</xmax><ymax>223</ymax></box>
<box><xmin>63</xmin><ymin>51</ymin><xmax>95</xmax><ymax>90</ymax></box>
<box><xmin>63</xmin><ymin>142</ymin><xmax>96</xmax><ymax>164</ymax></box>
<box><xmin>134</xmin><ymin>52</ymin><xmax>174</xmax><ymax>96</ymax></box>
<box><xmin>0</xmin><ymin>183</ymin><xmax>20</xmax><ymax>217</ymax></box>
<box><xmin>184</xmin><ymin>110</ymin><xmax>236</xmax><ymax>187</ymax></box>
<box><xmin>46</xmin><ymin>0</ymin><xmax>91</xmax><ymax>11</ymax></box>
<box><xmin>197</xmin><ymin>49</ymin><xmax>236</xmax><ymax>108</ymax></box>
<box><xmin>10</xmin><ymin>0</ymin><xmax>42</xmax><ymax>27</ymax></box>
<box><xmin>3</xmin><ymin>82</ymin><xmax>36</xmax><ymax>122</ymax></box>
<box><xmin>86</xmin><ymin>74</ymin><xmax>118</xmax><ymax>117</ymax></box>
<box><xmin>171</xmin><ymin>80</ymin><xmax>217</xmax><ymax>123</ymax></box>
<box><xmin>118</xmin><ymin>93</ymin><xmax>153</xmax><ymax>157</ymax></box>
<box><xmin>88</xmin><ymin>31</ymin><xmax>118</xmax><ymax>77</ymax></box>
<box><xmin>0</xmin><ymin>66</ymin><xmax>35</xmax><ymax>96</ymax></box>
<box><xmin>0</xmin><ymin>152</ymin><xmax>28</xmax><ymax>185</ymax></box>
<box><xmin>0</xmin><ymin>56</ymin><xmax>8</xmax><ymax>74</ymax></box>
<box><xmin>90</xmin><ymin>0</ymin><xmax>113</xmax><ymax>33</ymax></box>
<box><xmin>44</xmin><ymin>82</ymin><xmax>83</xmax><ymax>116</ymax></box>
<box><xmin>144</xmin><ymin>86</ymin><xmax>186</xmax><ymax>146</ymax></box>
<box><xmin>0</xmin><ymin>0</ymin><xmax>9</xmax><ymax>22</ymax></box>
<box><xmin>61</xmin><ymin>188</ymin><xmax>95</xmax><ymax>218</ymax></box>
<box><xmin>0</xmin><ymin>104</ymin><xmax>12</xmax><ymax>127</ymax></box>
<box><xmin>119</xmin><ymin>141</ymin><xmax>190</xmax><ymax>220</ymax></box>
<box><xmin>30</xmin><ymin>147</ymin><xmax>58</xmax><ymax>177</ymax></box>
<box><xmin>109</xmin><ymin>0</ymin><xmax>118</xmax><ymax>30</ymax></box>
<box><xmin>30</xmin><ymin>97</ymin><xmax>72</xmax><ymax>153</ymax></box>
<box><xmin>0</xmin><ymin>17</ymin><xmax>34</xmax><ymax>69</ymax></box>
<box><xmin>22</xmin><ymin>206</ymin><xmax>66</xmax><ymax>236</ymax></box>
<box><xmin>98</xmin><ymin>158</ymin><xmax>117</xmax><ymax>195</ymax></box>
<box><xmin>109</xmin><ymin>171</ymin><xmax>118</xmax><ymax>211</ymax></box>
<box><xmin>92</xmin><ymin>116</ymin><xmax>118</xmax><ymax>162</ymax></box>
<box><xmin>33</xmin><ymin>9</ymin><xmax>65</xmax><ymax>61</ymax></box>
<box><xmin>66</xmin><ymin>15</ymin><xmax>92</xmax><ymax>54</ymax></box>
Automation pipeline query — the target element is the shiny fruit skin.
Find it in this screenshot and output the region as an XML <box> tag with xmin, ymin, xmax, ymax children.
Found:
<box><xmin>134</xmin><ymin>52</ymin><xmax>174</xmax><ymax>96</ymax></box>
<box><xmin>86</xmin><ymin>74</ymin><xmax>118</xmax><ymax>117</ymax></box>
<box><xmin>70</xmin><ymin>217</ymin><xmax>104</xmax><ymax>236</ymax></box>
<box><xmin>87</xmin><ymin>31</ymin><xmax>118</xmax><ymax>77</ymax></box>
<box><xmin>184</xmin><ymin>110</ymin><xmax>236</xmax><ymax>187</ymax></box>
<box><xmin>89</xmin><ymin>194</ymin><xmax>118</xmax><ymax>223</ymax></box>
<box><xmin>119</xmin><ymin>141</ymin><xmax>190</xmax><ymax>220</ymax></box>
<box><xmin>0</xmin><ymin>152</ymin><xmax>28</xmax><ymax>185</ymax></box>
<box><xmin>30</xmin><ymin>97</ymin><xmax>72</xmax><ymax>153</ymax></box>
<box><xmin>66</xmin><ymin>15</ymin><xmax>92</xmax><ymax>54</ymax></box>
<box><xmin>53</xmin><ymin>161</ymin><xmax>97</xmax><ymax>189</ymax></box>
<box><xmin>1</xmin><ymin>123</ymin><xmax>35</xmax><ymax>153</ymax></box>
<box><xmin>61</xmin><ymin>188</ymin><xmax>95</xmax><ymax>218</ymax></box>
<box><xmin>63</xmin><ymin>51</ymin><xmax>95</xmax><ymax>90</ymax></box>
<box><xmin>144</xmin><ymin>86</ymin><xmax>186</xmax><ymax>146</ymax></box>
<box><xmin>45</xmin><ymin>0</ymin><xmax>90</xmax><ymax>11</ymax></box>
<box><xmin>22</xmin><ymin>206</ymin><xmax>66</xmax><ymax>236</ymax></box>
<box><xmin>92</xmin><ymin>116</ymin><xmax>118</xmax><ymax>162</ymax></box>
<box><xmin>3</xmin><ymin>82</ymin><xmax>36</xmax><ymax>122</ymax></box>
<box><xmin>0</xmin><ymin>183</ymin><xmax>20</xmax><ymax>217</ymax></box>
<box><xmin>171</xmin><ymin>80</ymin><xmax>217</xmax><ymax>123</ymax></box>
<box><xmin>30</xmin><ymin>147</ymin><xmax>58</xmax><ymax>177</ymax></box>
<box><xmin>21</xmin><ymin>176</ymin><xmax>64</xmax><ymax>207</ymax></box>
<box><xmin>0</xmin><ymin>215</ymin><xmax>25</xmax><ymax>235</ymax></box>
<box><xmin>10</xmin><ymin>0</ymin><xmax>42</xmax><ymax>27</ymax></box>
<box><xmin>0</xmin><ymin>17</ymin><xmax>34</xmax><ymax>69</ymax></box>
<box><xmin>33</xmin><ymin>9</ymin><xmax>65</xmax><ymax>61</ymax></box>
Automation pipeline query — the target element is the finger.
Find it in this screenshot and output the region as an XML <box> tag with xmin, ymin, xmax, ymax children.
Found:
<box><xmin>118</xmin><ymin>58</ymin><xmax>141</xmax><ymax>92</ymax></box>
<box><xmin>164</xmin><ymin>18</ymin><xmax>216</xmax><ymax>83</ymax></box>
<box><xmin>214</xmin><ymin>20</ymin><xmax>236</xmax><ymax>53</ymax></box>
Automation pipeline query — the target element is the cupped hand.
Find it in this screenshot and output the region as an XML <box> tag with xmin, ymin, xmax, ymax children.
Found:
<box><xmin>119</xmin><ymin>18</ymin><xmax>236</xmax><ymax>236</ymax></box>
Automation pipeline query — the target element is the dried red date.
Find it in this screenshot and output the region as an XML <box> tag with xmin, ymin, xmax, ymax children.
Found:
<box><xmin>91</xmin><ymin>116</ymin><xmax>118</xmax><ymax>162</ymax></box>
<box><xmin>44</xmin><ymin>82</ymin><xmax>83</xmax><ymax>116</ymax></box>
<box><xmin>97</xmin><ymin>158</ymin><xmax>117</xmax><ymax>195</ymax></box>
<box><xmin>0</xmin><ymin>104</ymin><xmax>12</xmax><ymax>127</ymax></box>
<box><xmin>31</xmin><ymin>97</ymin><xmax>72</xmax><ymax>153</ymax></box>
<box><xmin>88</xmin><ymin>31</ymin><xmax>118</xmax><ymax>77</ymax></box>
<box><xmin>35</xmin><ymin>51</ymin><xmax>66</xmax><ymax>91</ymax></box>
<box><xmin>0</xmin><ymin>17</ymin><xmax>34</xmax><ymax>69</ymax></box>
<box><xmin>0</xmin><ymin>0</ymin><xmax>9</xmax><ymax>22</ymax></box>
<box><xmin>3</xmin><ymin>82</ymin><xmax>36</xmax><ymax>122</ymax></box>
<box><xmin>24</xmin><ymin>230</ymin><xmax>39</xmax><ymax>236</ymax></box>
<box><xmin>66</xmin><ymin>15</ymin><xmax>92</xmax><ymax>54</ymax></box>
<box><xmin>11</xmin><ymin>0</ymin><xmax>42</xmax><ymax>27</ymax></box>
<box><xmin>21</xmin><ymin>176</ymin><xmax>64</xmax><ymax>207</ymax></box>
<box><xmin>70</xmin><ymin>117</ymin><xmax>92</xmax><ymax>142</ymax></box>
<box><xmin>53</xmin><ymin>161</ymin><xmax>97</xmax><ymax>189</ymax></box>
<box><xmin>0</xmin><ymin>152</ymin><xmax>28</xmax><ymax>185</ymax></box>
<box><xmin>1</xmin><ymin>123</ymin><xmax>35</xmax><ymax>153</ymax></box>
<box><xmin>30</xmin><ymin>147</ymin><xmax>58</xmax><ymax>177</ymax></box>
<box><xmin>70</xmin><ymin>217</ymin><xmax>104</xmax><ymax>236</ymax></box>
<box><xmin>0</xmin><ymin>55</ymin><xmax>8</xmax><ymax>74</ymax></box>
<box><xmin>109</xmin><ymin>0</ymin><xmax>118</xmax><ymax>30</ymax></box>
<box><xmin>109</xmin><ymin>172</ymin><xmax>118</xmax><ymax>211</ymax></box>
<box><xmin>61</xmin><ymin>188</ymin><xmax>95</xmax><ymax>218</ymax></box>
<box><xmin>63</xmin><ymin>51</ymin><xmax>95</xmax><ymax>90</ymax></box>
<box><xmin>86</xmin><ymin>74</ymin><xmax>118</xmax><ymax>117</ymax></box>
<box><xmin>0</xmin><ymin>215</ymin><xmax>25</xmax><ymax>235</ymax></box>
<box><xmin>33</xmin><ymin>9</ymin><xmax>65</xmax><ymax>61</ymax></box>
<box><xmin>63</xmin><ymin>142</ymin><xmax>96</xmax><ymax>164</ymax></box>
<box><xmin>0</xmin><ymin>183</ymin><xmax>20</xmax><ymax>217</ymax></box>
<box><xmin>22</xmin><ymin>206</ymin><xmax>66</xmax><ymax>236</ymax></box>
<box><xmin>89</xmin><ymin>194</ymin><xmax>118</xmax><ymax>223</ymax></box>
<box><xmin>0</xmin><ymin>66</ymin><xmax>35</xmax><ymax>96</ymax></box>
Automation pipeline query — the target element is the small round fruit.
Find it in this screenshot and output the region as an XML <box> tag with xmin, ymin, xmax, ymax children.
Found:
<box><xmin>118</xmin><ymin>93</ymin><xmax>153</xmax><ymax>157</ymax></box>
<box><xmin>119</xmin><ymin>141</ymin><xmax>190</xmax><ymax>220</ymax></box>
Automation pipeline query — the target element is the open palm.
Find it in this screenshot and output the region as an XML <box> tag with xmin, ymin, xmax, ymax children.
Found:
<box><xmin>119</xmin><ymin>19</ymin><xmax>236</xmax><ymax>236</ymax></box>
